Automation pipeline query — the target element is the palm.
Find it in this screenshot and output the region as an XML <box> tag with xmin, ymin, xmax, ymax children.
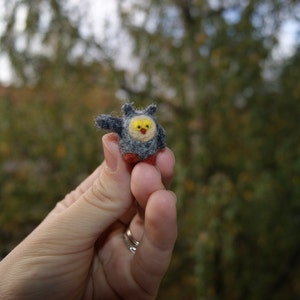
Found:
<box><xmin>56</xmin><ymin>206</ymin><xmax>164</xmax><ymax>299</ymax></box>
<box><xmin>0</xmin><ymin>136</ymin><xmax>176</xmax><ymax>300</ymax></box>
<box><xmin>45</xmin><ymin>152</ymin><xmax>174</xmax><ymax>299</ymax></box>
<box><xmin>91</xmin><ymin>222</ymin><xmax>142</xmax><ymax>299</ymax></box>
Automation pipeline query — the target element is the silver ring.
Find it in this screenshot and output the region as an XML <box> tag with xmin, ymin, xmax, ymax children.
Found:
<box><xmin>123</xmin><ymin>228</ymin><xmax>140</xmax><ymax>254</ymax></box>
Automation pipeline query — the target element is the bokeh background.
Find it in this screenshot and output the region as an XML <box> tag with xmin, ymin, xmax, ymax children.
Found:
<box><xmin>1</xmin><ymin>1</ymin><xmax>300</xmax><ymax>299</ymax></box>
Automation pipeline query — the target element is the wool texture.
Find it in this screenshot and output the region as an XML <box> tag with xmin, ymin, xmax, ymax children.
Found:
<box><xmin>95</xmin><ymin>103</ymin><xmax>166</xmax><ymax>164</ymax></box>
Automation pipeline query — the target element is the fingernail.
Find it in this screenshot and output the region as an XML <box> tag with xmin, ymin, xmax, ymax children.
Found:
<box><xmin>102</xmin><ymin>136</ymin><xmax>119</xmax><ymax>172</ymax></box>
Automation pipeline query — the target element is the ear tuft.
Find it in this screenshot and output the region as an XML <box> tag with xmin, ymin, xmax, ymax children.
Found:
<box><xmin>122</xmin><ymin>103</ymin><xmax>135</xmax><ymax>117</ymax></box>
<box><xmin>145</xmin><ymin>104</ymin><xmax>157</xmax><ymax>115</ymax></box>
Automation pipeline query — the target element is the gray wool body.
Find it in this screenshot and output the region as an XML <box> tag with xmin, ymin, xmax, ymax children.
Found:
<box><xmin>95</xmin><ymin>103</ymin><xmax>166</xmax><ymax>163</ymax></box>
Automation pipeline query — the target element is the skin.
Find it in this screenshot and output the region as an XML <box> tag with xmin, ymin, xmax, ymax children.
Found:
<box><xmin>0</xmin><ymin>133</ymin><xmax>177</xmax><ymax>300</ymax></box>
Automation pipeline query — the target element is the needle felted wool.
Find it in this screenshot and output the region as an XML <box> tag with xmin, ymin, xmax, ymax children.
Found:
<box><xmin>95</xmin><ymin>103</ymin><xmax>166</xmax><ymax>164</ymax></box>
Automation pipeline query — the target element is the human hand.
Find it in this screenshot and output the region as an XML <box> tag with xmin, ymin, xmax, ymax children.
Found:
<box><xmin>0</xmin><ymin>133</ymin><xmax>177</xmax><ymax>299</ymax></box>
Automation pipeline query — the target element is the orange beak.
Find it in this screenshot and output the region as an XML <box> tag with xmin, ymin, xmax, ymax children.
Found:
<box><xmin>140</xmin><ymin>128</ymin><xmax>147</xmax><ymax>135</ymax></box>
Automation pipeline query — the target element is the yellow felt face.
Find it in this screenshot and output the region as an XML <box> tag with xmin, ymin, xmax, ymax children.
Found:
<box><xmin>128</xmin><ymin>115</ymin><xmax>157</xmax><ymax>142</ymax></box>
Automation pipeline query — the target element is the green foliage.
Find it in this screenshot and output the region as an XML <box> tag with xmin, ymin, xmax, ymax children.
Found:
<box><xmin>0</xmin><ymin>85</ymin><xmax>118</xmax><ymax>255</ymax></box>
<box><xmin>116</xmin><ymin>0</ymin><xmax>300</xmax><ymax>299</ymax></box>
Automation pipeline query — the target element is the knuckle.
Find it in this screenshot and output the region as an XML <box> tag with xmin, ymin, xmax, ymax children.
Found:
<box><xmin>82</xmin><ymin>177</ymin><xmax>117</xmax><ymax>211</ymax></box>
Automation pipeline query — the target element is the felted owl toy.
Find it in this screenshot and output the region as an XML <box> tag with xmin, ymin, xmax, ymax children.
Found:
<box><xmin>95</xmin><ymin>103</ymin><xmax>166</xmax><ymax>164</ymax></box>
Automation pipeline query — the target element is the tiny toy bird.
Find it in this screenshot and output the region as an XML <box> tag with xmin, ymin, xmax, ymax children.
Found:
<box><xmin>95</xmin><ymin>103</ymin><xmax>166</xmax><ymax>164</ymax></box>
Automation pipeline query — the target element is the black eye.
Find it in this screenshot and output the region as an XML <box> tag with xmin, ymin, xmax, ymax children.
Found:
<box><xmin>137</xmin><ymin>125</ymin><xmax>141</xmax><ymax>129</ymax></box>
<box><xmin>146</xmin><ymin>125</ymin><xmax>149</xmax><ymax>128</ymax></box>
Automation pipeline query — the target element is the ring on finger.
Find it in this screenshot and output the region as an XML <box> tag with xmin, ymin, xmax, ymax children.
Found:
<box><xmin>123</xmin><ymin>228</ymin><xmax>140</xmax><ymax>254</ymax></box>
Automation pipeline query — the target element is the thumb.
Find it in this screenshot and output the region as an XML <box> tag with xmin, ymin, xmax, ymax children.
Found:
<box><xmin>52</xmin><ymin>133</ymin><xmax>132</xmax><ymax>242</ymax></box>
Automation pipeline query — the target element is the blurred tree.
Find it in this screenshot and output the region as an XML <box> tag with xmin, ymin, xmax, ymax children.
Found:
<box><xmin>0</xmin><ymin>0</ymin><xmax>120</xmax><ymax>255</ymax></box>
<box><xmin>115</xmin><ymin>0</ymin><xmax>300</xmax><ymax>299</ymax></box>
<box><xmin>0</xmin><ymin>84</ymin><xmax>118</xmax><ymax>256</ymax></box>
<box><xmin>1</xmin><ymin>0</ymin><xmax>300</xmax><ymax>299</ymax></box>
<box><xmin>0</xmin><ymin>0</ymin><xmax>120</xmax><ymax>88</ymax></box>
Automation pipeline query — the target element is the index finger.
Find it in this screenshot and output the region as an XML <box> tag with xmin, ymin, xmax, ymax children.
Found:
<box><xmin>155</xmin><ymin>147</ymin><xmax>175</xmax><ymax>188</ymax></box>
<box><xmin>130</xmin><ymin>147</ymin><xmax>175</xmax><ymax>211</ymax></box>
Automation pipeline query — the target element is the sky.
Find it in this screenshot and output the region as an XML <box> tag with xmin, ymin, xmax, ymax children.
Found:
<box><xmin>0</xmin><ymin>0</ymin><xmax>120</xmax><ymax>84</ymax></box>
<box><xmin>274</xmin><ymin>19</ymin><xmax>299</xmax><ymax>58</ymax></box>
